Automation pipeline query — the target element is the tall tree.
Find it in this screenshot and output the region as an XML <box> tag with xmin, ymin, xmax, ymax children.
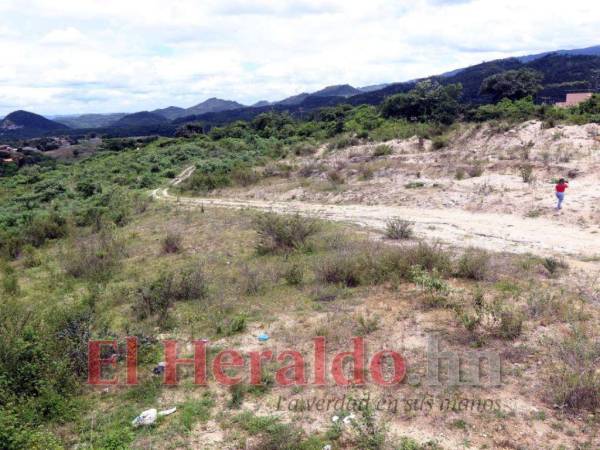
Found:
<box><xmin>480</xmin><ymin>68</ymin><xmax>543</xmax><ymax>102</ymax></box>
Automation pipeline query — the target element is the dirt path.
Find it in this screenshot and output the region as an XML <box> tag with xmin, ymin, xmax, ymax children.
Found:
<box><xmin>152</xmin><ymin>168</ymin><xmax>600</xmax><ymax>261</ymax></box>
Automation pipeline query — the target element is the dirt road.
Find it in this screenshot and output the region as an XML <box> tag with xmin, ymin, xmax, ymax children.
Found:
<box><xmin>152</xmin><ymin>169</ymin><xmax>599</xmax><ymax>260</ymax></box>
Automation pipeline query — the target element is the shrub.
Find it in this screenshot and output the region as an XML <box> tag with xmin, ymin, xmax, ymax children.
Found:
<box><xmin>455</xmin><ymin>168</ymin><xmax>466</xmax><ymax>180</ymax></box>
<box><xmin>549</xmin><ymin>327</ymin><xmax>600</xmax><ymax>412</ymax></box>
<box><xmin>316</xmin><ymin>251</ymin><xmax>364</xmax><ymax>287</ymax></box>
<box><xmin>254</xmin><ymin>213</ymin><xmax>320</xmax><ymax>254</ymax></box>
<box><xmin>542</xmin><ymin>257</ymin><xmax>568</xmax><ymax>277</ymax></box>
<box><xmin>520</xmin><ymin>164</ymin><xmax>534</xmax><ymax>183</ymax></box>
<box><xmin>432</xmin><ymin>135</ymin><xmax>449</xmax><ymax>150</ymax></box>
<box><xmin>283</xmin><ymin>262</ymin><xmax>304</xmax><ymax>286</ymax></box>
<box><xmin>134</xmin><ymin>266</ymin><xmax>208</xmax><ymax>322</ymax></box>
<box><xmin>495</xmin><ymin>309</ymin><xmax>523</xmax><ymax>339</ymax></box>
<box><xmin>385</xmin><ymin>218</ymin><xmax>413</xmax><ymax>240</ymax></box>
<box><xmin>216</xmin><ymin>314</ymin><xmax>247</xmax><ymax>336</ymax></box>
<box><xmin>62</xmin><ymin>229</ymin><xmax>124</xmax><ymax>280</ymax></box>
<box><xmin>326</xmin><ymin>169</ymin><xmax>345</xmax><ymax>185</ymax></box>
<box><xmin>467</xmin><ymin>162</ymin><xmax>484</xmax><ymax>177</ymax></box>
<box><xmin>405</xmin><ymin>242</ymin><xmax>451</xmax><ymax>274</ymax></box>
<box><xmin>1</xmin><ymin>268</ymin><xmax>20</xmax><ymax>296</ymax></box>
<box><xmin>456</xmin><ymin>248</ymin><xmax>490</xmax><ymax>281</ymax></box>
<box><xmin>185</xmin><ymin>171</ymin><xmax>231</xmax><ymax>192</ymax></box>
<box><xmin>161</xmin><ymin>230</ymin><xmax>183</xmax><ymax>254</ymax></box>
<box><xmin>372</xmin><ymin>144</ymin><xmax>393</xmax><ymax>157</ymax></box>
<box><xmin>231</xmin><ymin>167</ymin><xmax>261</xmax><ymax>187</ymax></box>
<box><xmin>405</xmin><ymin>181</ymin><xmax>425</xmax><ymax>189</ymax></box>
<box><xmin>355</xmin><ymin>314</ymin><xmax>380</xmax><ymax>336</ymax></box>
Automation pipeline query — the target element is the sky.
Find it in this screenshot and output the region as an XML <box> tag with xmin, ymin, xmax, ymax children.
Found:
<box><xmin>0</xmin><ymin>0</ymin><xmax>599</xmax><ymax>116</ymax></box>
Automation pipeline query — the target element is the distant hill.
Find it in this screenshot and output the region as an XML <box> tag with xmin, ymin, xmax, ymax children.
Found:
<box><xmin>53</xmin><ymin>113</ymin><xmax>126</xmax><ymax>129</ymax></box>
<box><xmin>518</xmin><ymin>45</ymin><xmax>600</xmax><ymax>63</ymax></box>
<box><xmin>358</xmin><ymin>83</ymin><xmax>391</xmax><ymax>93</ymax></box>
<box><xmin>113</xmin><ymin>111</ymin><xmax>169</xmax><ymax>127</ymax></box>
<box><xmin>0</xmin><ymin>110</ymin><xmax>70</xmax><ymax>138</ymax></box>
<box><xmin>276</xmin><ymin>93</ymin><xmax>310</xmax><ymax>106</ymax></box>
<box><xmin>252</xmin><ymin>100</ymin><xmax>271</xmax><ymax>107</ymax></box>
<box><xmin>151</xmin><ymin>106</ymin><xmax>187</xmax><ymax>120</ymax></box>
<box><xmin>311</xmin><ymin>84</ymin><xmax>361</xmax><ymax>97</ymax></box>
<box><xmin>185</xmin><ymin>98</ymin><xmax>245</xmax><ymax>116</ymax></box>
<box><xmin>151</xmin><ymin>98</ymin><xmax>246</xmax><ymax>120</ymax></box>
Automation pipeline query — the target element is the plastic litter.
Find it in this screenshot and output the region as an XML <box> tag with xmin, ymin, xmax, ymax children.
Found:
<box><xmin>132</xmin><ymin>409</ymin><xmax>157</xmax><ymax>427</ymax></box>
<box><xmin>158</xmin><ymin>407</ymin><xmax>177</xmax><ymax>417</ymax></box>
<box><xmin>258</xmin><ymin>333</ymin><xmax>270</xmax><ymax>342</ymax></box>
<box><xmin>132</xmin><ymin>407</ymin><xmax>177</xmax><ymax>427</ymax></box>
<box><xmin>153</xmin><ymin>361</ymin><xmax>166</xmax><ymax>375</ymax></box>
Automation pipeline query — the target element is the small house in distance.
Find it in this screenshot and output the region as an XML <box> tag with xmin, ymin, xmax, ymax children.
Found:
<box><xmin>555</xmin><ymin>92</ymin><xmax>593</xmax><ymax>108</ymax></box>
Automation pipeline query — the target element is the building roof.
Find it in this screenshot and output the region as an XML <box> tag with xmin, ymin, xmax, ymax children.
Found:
<box><xmin>556</xmin><ymin>92</ymin><xmax>593</xmax><ymax>107</ymax></box>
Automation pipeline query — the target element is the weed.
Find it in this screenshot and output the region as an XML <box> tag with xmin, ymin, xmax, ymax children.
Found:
<box><xmin>254</xmin><ymin>213</ymin><xmax>320</xmax><ymax>254</ymax></box>
<box><xmin>355</xmin><ymin>314</ymin><xmax>380</xmax><ymax>336</ymax></box>
<box><xmin>520</xmin><ymin>164</ymin><xmax>534</xmax><ymax>183</ymax></box>
<box><xmin>385</xmin><ymin>218</ymin><xmax>414</xmax><ymax>240</ymax></box>
<box><xmin>456</xmin><ymin>248</ymin><xmax>490</xmax><ymax>281</ymax></box>
<box><xmin>542</xmin><ymin>257</ymin><xmax>568</xmax><ymax>277</ymax></box>
<box><xmin>162</xmin><ymin>229</ymin><xmax>183</xmax><ymax>254</ymax></box>
<box><xmin>373</xmin><ymin>144</ymin><xmax>393</xmax><ymax>157</ymax></box>
<box><xmin>548</xmin><ymin>326</ymin><xmax>600</xmax><ymax>412</ymax></box>
<box><xmin>283</xmin><ymin>262</ymin><xmax>304</xmax><ymax>286</ymax></box>
<box><xmin>432</xmin><ymin>135</ymin><xmax>449</xmax><ymax>150</ymax></box>
<box><xmin>62</xmin><ymin>229</ymin><xmax>124</xmax><ymax>280</ymax></box>
<box><xmin>405</xmin><ymin>181</ymin><xmax>425</xmax><ymax>189</ymax></box>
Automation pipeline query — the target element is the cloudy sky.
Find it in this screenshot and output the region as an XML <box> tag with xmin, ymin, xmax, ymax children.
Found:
<box><xmin>0</xmin><ymin>0</ymin><xmax>598</xmax><ymax>116</ymax></box>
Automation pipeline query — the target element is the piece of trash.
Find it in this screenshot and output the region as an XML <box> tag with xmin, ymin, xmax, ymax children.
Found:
<box><xmin>323</xmin><ymin>445</ymin><xmax>332</xmax><ymax>450</ymax></box>
<box><xmin>331</xmin><ymin>415</ymin><xmax>339</xmax><ymax>423</ymax></box>
<box><xmin>132</xmin><ymin>409</ymin><xmax>157</xmax><ymax>427</ymax></box>
<box><xmin>158</xmin><ymin>407</ymin><xmax>177</xmax><ymax>417</ymax></box>
<box><xmin>342</xmin><ymin>413</ymin><xmax>355</xmax><ymax>425</ymax></box>
<box><xmin>258</xmin><ymin>333</ymin><xmax>269</xmax><ymax>342</ymax></box>
<box><xmin>132</xmin><ymin>407</ymin><xmax>177</xmax><ymax>427</ymax></box>
<box><xmin>153</xmin><ymin>362</ymin><xmax>166</xmax><ymax>375</ymax></box>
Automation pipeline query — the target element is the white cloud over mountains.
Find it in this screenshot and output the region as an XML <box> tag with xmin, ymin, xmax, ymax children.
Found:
<box><xmin>0</xmin><ymin>0</ymin><xmax>598</xmax><ymax>115</ymax></box>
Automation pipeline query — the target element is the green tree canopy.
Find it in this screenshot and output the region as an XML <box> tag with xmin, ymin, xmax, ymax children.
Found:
<box><xmin>380</xmin><ymin>80</ymin><xmax>463</xmax><ymax>124</ymax></box>
<box><xmin>480</xmin><ymin>68</ymin><xmax>543</xmax><ymax>102</ymax></box>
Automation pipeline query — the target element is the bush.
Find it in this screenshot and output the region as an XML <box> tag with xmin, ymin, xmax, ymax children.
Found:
<box><xmin>283</xmin><ymin>263</ymin><xmax>304</xmax><ymax>286</ymax></box>
<box><xmin>467</xmin><ymin>163</ymin><xmax>484</xmax><ymax>177</ymax></box>
<box><xmin>326</xmin><ymin>169</ymin><xmax>345</xmax><ymax>185</ymax></box>
<box><xmin>519</xmin><ymin>164</ymin><xmax>534</xmax><ymax>183</ymax></box>
<box><xmin>231</xmin><ymin>167</ymin><xmax>262</xmax><ymax>187</ymax></box>
<box><xmin>162</xmin><ymin>230</ymin><xmax>183</xmax><ymax>254</ymax></box>
<box><xmin>385</xmin><ymin>218</ymin><xmax>413</xmax><ymax>240</ymax></box>
<box><xmin>254</xmin><ymin>213</ymin><xmax>320</xmax><ymax>254</ymax></box>
<box><xmin>456</xmin><ymin>248</ymin><xmax>490</xmax><ymax>281</ymax></box>
<box><xmin>372</xmin><ymin>144</ymin><xmax>393</xmax><ymax>157</ymax></box>
<box><xmin>62</xmin><ymin>229</ymin><xmax>124</xmax><ymax>280</ymax></box>
<box><xmin>316</xmin><ymin>251</ymin><xmax>364</xmax><ymax>287</ymax></box>
<box><xmin>542</xmin><ymin>257</ymin><xmax>568</xmax><ymax>277</ymax></box>
<box><xmin>134</xmin><ymin>266</ymin><xmax>208</xmax><ymax>322</ymax></box>
<box><xmin>549</xmin><ymin>327</ymin><xmax>600</xmax><ymax>412</ymax></box>
<box><xmin>431</xmin><ymin>135</ymin><xmax>448</xmax><ymax>150</ymax></box>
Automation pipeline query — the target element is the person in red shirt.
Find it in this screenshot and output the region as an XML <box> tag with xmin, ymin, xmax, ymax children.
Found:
<box><xmin>555</xmin><ymin>178</ymin><xmax>568</xmax><ymax>210</ymax></box>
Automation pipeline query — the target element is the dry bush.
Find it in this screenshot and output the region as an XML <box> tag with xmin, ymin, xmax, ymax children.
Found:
<box><xmin>519</xmin><ymin>164</ymin><xmax>534</xmax><ymax>183</ymax></box>
<box><xmin>62</xmin><ymin>229</ymin><xmax>124</xmax><ymax>280</ymax></box>
<box><xmin>467</xmin><ymin>162</ymin><xmax>485</xmax><ymax>177</ymax></box>
<box><xmin>162</xmin><ymin>229</ymin><xmax>183</xmax><ymax>254</ymax></box>
<box><xmin>455</xmin><ymin>248</ymin><xmax>490</xmax><ymax>281</ymax></box>
<box><xmin>372</xmin><ymin>144</ymin><xmax>393</xmax><ymax>157</ymax></box>
<box><xmin>326</xmin><ymin>168</ymin><xmax>346</xmax><ymax>185</ymax></box>
<box><xmin>253</xmin><ymin>213</ymin><xmax>320</xmax><ymax>254</ymax></box>
<box><xmin>385</xmin><ymin>218</ymin><xmax>413</xmax><ymax>240</ymax></box>
<box><xmin>298</xmin><ymin>162</ymin><xmax>324</xmax><ymax>178</ymax></box>
<box><xmin>133</xmin><ymin>265</ymin><xmax>208</xmax><ymax>322</ymax></box>
<box><xmin>548</xmin><ymin>327</ymin><xmax>600</xmax><ymax>412</ymax></box>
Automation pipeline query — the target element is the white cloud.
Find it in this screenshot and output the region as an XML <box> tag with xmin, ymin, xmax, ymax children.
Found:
<box><xmin>41</xmin><ymin>27</ymin><xmax>84</xmax><ymax>45</ymax></box>
<box><xmin>0</xmin><ymin>0</ymin><xmax>599</xmax><ymax>115</ymax></box>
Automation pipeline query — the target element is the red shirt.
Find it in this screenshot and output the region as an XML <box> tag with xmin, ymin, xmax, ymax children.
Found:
<box><xmin>555</xmin><ymin>182</ymin><xmax>568</xmax><ymax>193</ymax></box>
